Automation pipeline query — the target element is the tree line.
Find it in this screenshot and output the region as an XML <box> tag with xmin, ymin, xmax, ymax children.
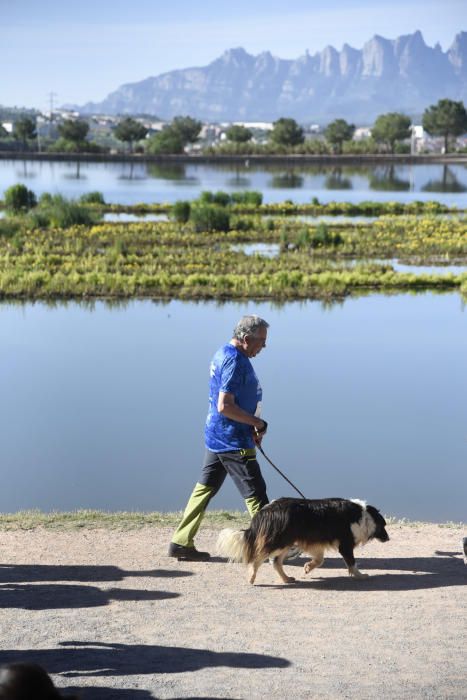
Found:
<box><xmin>2</xmin><ymin>98</ymin><xmax>467</xmax><ymax>156</ymax></box>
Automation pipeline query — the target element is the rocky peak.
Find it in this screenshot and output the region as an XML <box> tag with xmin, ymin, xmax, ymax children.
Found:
<box><xmin>448</xmin><ymin>31</ymin><xmax>467</xmax><ymax>72</ymax></box>
<box><xmin>340</xmin><ymin>43</ymin><xmax>360</xmax><ymax>76</ymax></box>
<box><xmin>216</xmin><ymin>47</ymin><xmax>253</xmax><ymax>69</ymax></box>
<box><xmin>362</xmin><ymin>34</ymin><xmax>397</xmax><ymax>77</ymax></box>
<box><xmin>320</xmin><ymin>45</ymin><xmax>339</xmax><ymax>76</ymax></box>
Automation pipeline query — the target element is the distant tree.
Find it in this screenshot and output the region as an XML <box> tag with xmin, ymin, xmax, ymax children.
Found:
<box><xmin>114</xmin><ymin>117</ymin><xmax>148</xmax><ymax>153</ymax></box>
<box><xmin>324</xmin><ymin>119</ymin><xmax>355</xmax><ymax>154</ymax></box>
<box><xmin>422</xmin><ymin>99</ymin><xmax>467</xmax><ymax>153</ymax></box>
<box><xmin>57</xmin><ymin>119</ymin><xmax>89</xmax><ymax>144</ymax></box>
<box><xmin>145</xmin><ymin>127</ymin><xmax>184</xmax><ymax>155</ymax></box>
<box><xmin>270</xmin><ymin>118</ymin><xmax>304</xmax><ymax>147</ymax></box>
<box><xmin>171</xmin><ymin>116</ymin><xmax>202</xmax><ymax>145</ymax></box>
<box><xmin>371</xmin><ymin>113</ymin><xmax>411</xmax><ymax>153</ymax></box>
<box><xmin>13</xmin><ymin>117</ymin><xmax>37</xmax><ymax>150</ymax></box>
<box><xmin>225</xmin><ymin>125</ymin><xmax>253</xmax><ymax>143</ymax></box>
<box><xmin>0</xmin><ymin>124</ymin><xmax>8</xmax><ymax>138</ymax></box>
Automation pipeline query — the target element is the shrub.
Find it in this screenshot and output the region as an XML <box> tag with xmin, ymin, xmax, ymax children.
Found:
<box><xmin>171</xmin><ymin>200</ymin><xmax>191</xmax><ymax>223</ymax></box>
<box><xmin>212</xmin><ymin>191</ymin><xmax>231</xmax><ymax>207</ymax></box>
<box><xmin>198</xmin><ymin>190</ymin><xmax>231</xmax><ymax>206</ymax></box>
<box><xmin>311</xmin><ymin>223</ymin><xmax>344</xmax><ymax>248</ymax></box>
<box><xmin>190</xmin><ymin>204</ymin><xmax>230</xmax><ymax>232</ymax></box>
<box><xmin>231</xmin><ymin>190</ymin><xmax>263</xmax><ymax>206</ymax></box>
<box><xmin>79</xmin><ymin>191</ymin><xmax>106</xmax><ymax>205</ymax></box>
<box><xmin>297</xmin><ymin>227</ymin><xmax>312</xmax><ymax>248</ymax></box>
<box><xmin>4</xmin><ymin>184</ymin><xmax>37</xmax><ymax>213</ymax></box>
<box><xmin>0</xmin><ymin>218</ymin><xmax>20</xmax><ymax>238</ymax></box>
<box><xmin>199</xmin><ymin>191</ymin><xmax>214</xmax><ymax>204</ymax></box>
<box><xmin>25</xmin><ymin>194</ymin><xmax>101</xmax><ymax>229</ymax></box>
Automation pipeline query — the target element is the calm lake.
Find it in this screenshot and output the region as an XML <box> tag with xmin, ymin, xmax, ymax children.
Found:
<box><xmin>1</xmin><ymin>295</ymin><xmax>466</xmax><ymax>522</ymax></box>
<box><xmin>1</xmin><ymin>159</ymin><xmax>467</xmax><ymax>206</ymax></box>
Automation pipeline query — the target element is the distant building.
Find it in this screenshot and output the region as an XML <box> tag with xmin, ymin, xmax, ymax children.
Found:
<box><xmin>353</xmin><ymin>127</ymin><xmax>372</xmax><ymax>141</ymax></box>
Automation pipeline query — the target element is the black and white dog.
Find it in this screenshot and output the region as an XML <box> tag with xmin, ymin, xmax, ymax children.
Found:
<box><xmin>217</xmin><ymin>497</ymin><xmax>389</xmax><ymax>584</ymax></box>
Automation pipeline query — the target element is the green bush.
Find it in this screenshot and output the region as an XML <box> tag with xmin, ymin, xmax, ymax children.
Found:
<box><xmin>199</xmin><ymin>190</ymin><xmax>231</xmax><ymax>207</ymax></box>
<box><xmin>25</xmin><ymin>194</ymin><xmax>101</xmax><ymax>229</ymax></box>
<box><xmin>171</xmin><ymin>200</ymin><xmax>191</xmax><ymax>223</ymax></box>
<box><xmin>311</xmin><ymin>223</ymin><xmax>344</xmax><ymax>248</ymax></box>
<box><xmin>4</xmin><ymin>184</ymin><xmax>37</xmax><ymax>213</ymax></box>
<box><xmin>199</xmin><ymin>191</ymin><xmax>214</xmax><ymax>204</ymax></box>
<box><xmin>231</xmin><ymin>190</ymin><xmax>263</xmax><ymax>206</ymax></box>
<box><xmin>0</xmin><ymin>218</ymin><xmax>20</xmax><ymax>238</ymax></box>
<box><xmin>79</xmin><ymin>191</ymin><xmax>106</xmax><ymax>205</ymax></box>
<box><xmin>190</xmin><ymin>204</ymin><xmax>230</xmax><ymax>232</ymax></box>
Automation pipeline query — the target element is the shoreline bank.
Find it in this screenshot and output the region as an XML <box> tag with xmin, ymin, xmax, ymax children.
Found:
<box><xmin>1</xmin><ymin>151</ymin><xmax>467</xmax><ymax>165</ymax></box>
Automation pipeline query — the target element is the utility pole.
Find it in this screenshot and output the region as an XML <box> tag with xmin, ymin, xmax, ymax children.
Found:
<box><xmin>47</xmin><ymin>92</ymin><xmax>58</xmax><ymax>122</ymax></box>
<box><xmin>47</xmin><ymin>92</ymin><xmax>58</xmax><ymax>139</ymax></box>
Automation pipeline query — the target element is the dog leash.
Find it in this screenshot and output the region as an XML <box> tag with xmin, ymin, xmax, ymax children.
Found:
<box><xmin>257</xmin><ymin>444</ymin><xmax>306</xmax><ymax>498</ymax></box>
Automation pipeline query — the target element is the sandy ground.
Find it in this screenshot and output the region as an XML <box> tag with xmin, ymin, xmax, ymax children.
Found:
<box><xmin>0</xmin><ymin>523</ymin><xmax>466</xmax><ymax>699</ymax></box>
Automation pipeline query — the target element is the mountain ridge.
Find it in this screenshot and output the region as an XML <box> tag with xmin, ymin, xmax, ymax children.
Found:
<box><xmin>76</xmin><ymin>31</ymin><xmax>467</xmax><ymax>123</ymax></box>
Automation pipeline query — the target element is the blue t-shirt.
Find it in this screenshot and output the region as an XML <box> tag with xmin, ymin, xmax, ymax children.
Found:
<box><xmin>205</xmin><ymin>343</ymin><xmax>262</xmax><ymax>452</ymax></box>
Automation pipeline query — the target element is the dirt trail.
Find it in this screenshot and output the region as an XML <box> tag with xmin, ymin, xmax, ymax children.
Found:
<box><xmin>0</xmin><ymin>523</ymin><xmax>466</xmax><ymax>699</ymax></box>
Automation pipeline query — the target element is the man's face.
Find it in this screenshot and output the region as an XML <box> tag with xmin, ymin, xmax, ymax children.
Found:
<box><xmin>245</xmin><ymin>329</ymin><xmax>268</xmax><ymax>358</ymax></box>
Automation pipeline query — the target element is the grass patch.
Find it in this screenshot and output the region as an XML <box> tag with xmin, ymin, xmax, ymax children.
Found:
<box><xmin>0</xmin><ymin>510</ymin><xmax>463</xmax><ymax>531</ymax></box>
<box><xmin>0</xmin><ymin>509</ymin><xmax>251</xmax><ymax>531</ymax></box>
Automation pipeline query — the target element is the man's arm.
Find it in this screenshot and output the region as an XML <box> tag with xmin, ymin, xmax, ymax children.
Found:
<box><xmin>217</xmin><ymin>392</ymin><xmax>266</xmax><ymax>432</ymax></box>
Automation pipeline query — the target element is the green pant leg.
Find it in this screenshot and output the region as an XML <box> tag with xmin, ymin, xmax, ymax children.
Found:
<box><xmin>171</xmin><ymin>482</ymin><xmax>214</xmax><ymax>547</ymax></box>
<box><xmin>244</xmin><ymin>495</ymin><xmax>265</xmax><ymax>517</ymax></box>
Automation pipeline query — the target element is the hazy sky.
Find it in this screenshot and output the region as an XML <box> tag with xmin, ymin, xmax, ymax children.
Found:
<box><xmin>3</xmin><ymin>0</ymin><xmax>466</xmax><ymax>109</ymax></box>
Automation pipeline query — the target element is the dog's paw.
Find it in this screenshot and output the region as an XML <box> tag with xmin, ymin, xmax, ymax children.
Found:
<box><xmin>304</xmin><ymin>562</ymin><xmax>315</xmax><ymax>575</ymax></box>
<box><xmin>283</xmin><ymin>575</ymin><xmax>296</xmax><ymax>584</ymax></box>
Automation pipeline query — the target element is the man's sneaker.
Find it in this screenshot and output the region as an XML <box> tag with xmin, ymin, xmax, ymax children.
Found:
<box><xmin>168</xmin><ymin>542</ymin><xmax>210</xmax><ymax>561</ymax></box>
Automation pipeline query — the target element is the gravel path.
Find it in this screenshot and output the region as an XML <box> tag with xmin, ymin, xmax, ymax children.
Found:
<box><xmin>0</xmin><ymin>523</ymin><xmax>466</xmax><ymax>699</ymax></box>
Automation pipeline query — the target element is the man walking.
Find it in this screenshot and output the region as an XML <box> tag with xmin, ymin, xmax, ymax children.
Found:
<box><xmin>168</xmin><ymin>315</ymin><xmax>270</xmax><ymax>561</ymax></box>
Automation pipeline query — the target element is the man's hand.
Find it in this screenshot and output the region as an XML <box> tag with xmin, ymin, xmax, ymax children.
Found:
<box><xmin>253</xmin><ymin>419</ymin><xmax>268</xmax><ymax>445</ymax></box>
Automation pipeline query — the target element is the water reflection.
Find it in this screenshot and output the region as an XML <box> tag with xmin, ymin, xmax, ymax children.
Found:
<box><xmin>324</xmin><ymin>168</ymin><xmax>353</xmax><ymax>190</ymax></box>
<box><xmin>369</xmin><ymin>165</ymin><xmax>410</xmax><ymax>191</ymax></box>
<box><xmin>2</xmin><ymin>160</ymin><xmax>467</xmax><ymax>206</ymax></box>
<box><xmin>147</xmin><ymin>163</ymin><xmax>187</xmax><ymax>181</ymax></box>
<box><xmin>62</xmin><ymin>161</ymin><xmax>87</xmax><ymax>180</ymax></box>
<box><xmin>422</xmin><ymin>165</ymin><xmax>467</xmax><ymax>193</ymax></box>
<box><xmin>117</xmin><ymin>162</ymin><xmax>147</xmax><ymax>181</ymax></box>
<box><xmin>269</xmin><ymin>172</ymin><xmax>304</xmax><ymax>188</ymax></box>
<box><xmin>15</xmin><ymin>161</ymin><xmax>37</xmax><ymax>179</ymax></box>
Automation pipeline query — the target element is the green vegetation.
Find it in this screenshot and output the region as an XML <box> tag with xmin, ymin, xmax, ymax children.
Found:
<box><xmin>190</xmin><ymin>203</ymin><xmax>230</xmax><ymax>232</ymax></box>
<box><xmin>0</xmin><ymin>188</ymin><xmax>465</xmax><ymax>302</ymax></box>
<box><xmin>13</xmin><ymin>116</ymin><xmax>37</xmax><ymax>150</ymax></box>
<box><xmin>324</xmin><ymin>119</ymin><xmax>355</xmax><ymax>154</ymax></box>
<box><xmin>371</xmin><ymin>112</ymin><xmax>412</xmax><ymax>153</ymax></box>
<box><xmin>0</xmin><ymin>509</ymin><xmax>251</xmax><ymax>531</ymax></box>
<box><xmin>114</xmin><ymin>117</ymin><xmax>148</xmax><ymax>153</ymax></box>
<box><xmin>270</xmin><ymin>118</ymin><xmax>305</xmax><ymax>147</ymax></box>
<box><xmin>422</xmin><ymin>98</ymin><xmax>467</xmax><ymax>153</ymax></box>
<box><xmin>171</xmin><ymin>200</ymin><xmax>191</xmax><ymax>223</ymax></box>
<box><xmin>0</xmin><ymin>509</ymin><xmax>462</xmax><ymax>530</ymax></box>
<box><xmin>4</xmin><ymin>184</ymin><xmax>37</xmax><ymax>213</ymax></box>
<box><xmin>48</xmin><ymin>118</ymin><xmax>97</xmax><ymax>154</ymax></box>
<box><xmin>146</xmin><ymin>115</ymin><xmax>202</xmax><ymax>154</ymax></box>
<box><xmin>0</xmin><ymin>195</ymin><xmax>465</xmax><ymax>300</ymax></box>
<box><xmin>225</xmin><ymin>124</ymin><xmax>253</xmax><ymax>143</ymax></box>
<box><xmin>2</xmin><ymin>188</ymin><xmax>103</xmax><ymax>228</ymax></box>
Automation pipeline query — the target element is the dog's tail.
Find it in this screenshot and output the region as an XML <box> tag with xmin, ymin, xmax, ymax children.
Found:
<box><xmin>217</xmin><ymin>528</ymin><xmax>252</xmax><ymax>562</ymax></box>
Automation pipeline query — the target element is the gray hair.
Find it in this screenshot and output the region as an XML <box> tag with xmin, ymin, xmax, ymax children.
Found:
<box><xmin>233</xmin><ymin>315</ymin><xmax>269</xmax><ymax>341</ymax></box>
